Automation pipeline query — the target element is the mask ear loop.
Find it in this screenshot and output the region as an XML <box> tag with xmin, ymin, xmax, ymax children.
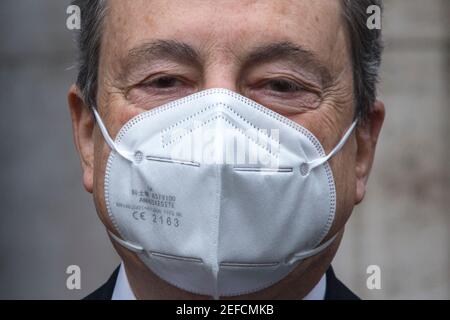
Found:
<box><xmin>91</xmin><ymin>107</ymin><xmax>134</xmax><ymax>162</ymax></box>
<box><xmin>291</xmin><ymin>122</ymin><xmax>357</xmax><ymax>262</ymax></box>
<box><xmin>285</xmin><ymin>233</ymin><xmax>338</xmax><ymax>265</ymax></box>
<box><xmin>301</xmin><ymin>121</ymin><xmax>358</xmax><ymax>175</ymax></box>
<box><xmin>92</xmin><ymin>108</ymin><xmax>143</xmax><ymax>252</ymax></box>
<box><xmin>108</xmin><ymin>230</ymin><xmax>144</xmax><ymax>253</ymax></box>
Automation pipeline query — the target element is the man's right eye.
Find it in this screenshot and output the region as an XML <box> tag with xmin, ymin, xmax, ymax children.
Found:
<box><xmin>125</xmin><ymin>74</ymin><xmax>197</xmax><ymax>110</ymax></box>
<box><xmin>142</xmin><ymin>76</ymin><xmax>184</xmax><ymax>89</ymax></box>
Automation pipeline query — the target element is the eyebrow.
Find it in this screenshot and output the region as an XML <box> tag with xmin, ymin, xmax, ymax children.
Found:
<box><xmin>243</xmin><ymin>41</ymin><xmax>333</xmax><ymax>86</ymax></box>
<box><xmin>117</xmin><ymin>39</ymin><xmax>203</xmax><ymax>83</ymax></box>
<box><xmin>117</xmin><ymin>40</ymin><xmax>332</xmax><ymax>86</ymax></box>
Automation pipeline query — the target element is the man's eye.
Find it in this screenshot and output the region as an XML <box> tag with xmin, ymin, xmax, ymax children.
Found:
<box><xmin>127</xmin><ymin>74</ymin><xmax>196</xmax><ymax>109</ymax></box>
<box><xmin>144</xmin><ymin>76</ymin><xmax>184</xmax><ymax>89</ymax></box>
<box><xmin>264</xmin><ymin>79</ymin><xmax>303</xmax><ymax>93</ymax></box>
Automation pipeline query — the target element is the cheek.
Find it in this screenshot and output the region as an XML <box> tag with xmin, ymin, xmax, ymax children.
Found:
<box><xmin>92</xmin><ymin>133</ymin><xmax>117</xmax><ymax>231</ymax></box>
<box><xmin>91</xmin><ymin>104</ymin><xmax>145</xmax><ymax>232</ymax></box>
<box><xmin>326</xmin><ymin>142</ymin><xmax>357</xmax><ymax>236</ymax></box>
<box><xmin>286</xmin><ymin>110</ymin><xmax>357</xmax><ymax>237</ymax></box>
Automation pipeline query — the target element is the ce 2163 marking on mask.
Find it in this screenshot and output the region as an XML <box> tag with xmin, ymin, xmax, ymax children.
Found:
<box><xmin>92</xmin><ymin>88</ymin><xmax>357</xmax><ymax>299</ymax></box>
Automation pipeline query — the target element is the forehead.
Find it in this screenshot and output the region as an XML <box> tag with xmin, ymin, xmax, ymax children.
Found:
<box><xmin>103</xmin><ymin>0</ymin><xmax>346</xmax><ymax>63</ymax></box>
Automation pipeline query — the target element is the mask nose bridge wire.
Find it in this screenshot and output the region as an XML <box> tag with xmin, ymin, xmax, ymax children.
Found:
<box><xmin>91</xmin><ymin>107</ymin><xmax>134</xmax><ymax>162</ymax></box>
<box><xmin>303</xmin><ymin>121</ymin><xmax>358</xmax><ymax>173</ymax></box>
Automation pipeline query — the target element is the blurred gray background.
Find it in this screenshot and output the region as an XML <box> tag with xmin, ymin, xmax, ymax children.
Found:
<box><xmin>0</xmin><ymin>0</ymin><xmax>448</xmax><ymax>299</ymax></box>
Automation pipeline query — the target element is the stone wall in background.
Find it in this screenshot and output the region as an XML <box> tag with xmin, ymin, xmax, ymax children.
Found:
<box><xmin>0</xmin><ymin>0</ymin><xmax>448</xmax><ymax>299</ymax></box>
<box><xmin>0</xmin><ymin>0</ymin><xmax>120</xmax><ymax>299</ymax></box>
<box><xmin>334</xmin><ymin>0</ymin><xmax>450</xmax><ymax>299</ymax></box>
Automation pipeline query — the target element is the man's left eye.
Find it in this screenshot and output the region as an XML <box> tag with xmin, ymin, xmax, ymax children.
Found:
<box><xmin>264</xmin><ymin>79</ymin><xmax>303</xmax><ymax>93</ymax></box>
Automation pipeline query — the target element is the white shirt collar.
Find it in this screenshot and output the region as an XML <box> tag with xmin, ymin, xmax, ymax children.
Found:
<box><xmin>111</xmin><ymin>263</ymin><xmax>136</xmax><ymax>300</ymax></box>
<box><xmin>302</xmin><ymin>272</ymin><xmax>326</xmax><ymax>300</ymax></box>
<box><xmin>111</xmin><ymin>262</ymin><xmax>326</xmax><ymax>300</ymax></box>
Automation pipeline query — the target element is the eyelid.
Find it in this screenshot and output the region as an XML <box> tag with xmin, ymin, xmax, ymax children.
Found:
<box><xmin>123</xmin><ymin>73</ymin><xmax>196</xmax><ymax>102</ymax></box>
<box><xmin>140</xmin><ymin>73</ymin><xmax>185</xmax><ymax>85</ymax></box>
<box><xmin>265</xmin><ymin>78</ymin><xmax>303</xmax><ymax>89</ymax></box>
<box><xmin>255</xmin><ymin>77</ymin><xmax>321</xmax><ymax>95</ymax></box>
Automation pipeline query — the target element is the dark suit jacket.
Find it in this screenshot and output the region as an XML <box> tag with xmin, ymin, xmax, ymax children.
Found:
<box><xmin>84</xmin><ymin>266</ymin><xmax>360</xmax><ymax>300</ymax></box>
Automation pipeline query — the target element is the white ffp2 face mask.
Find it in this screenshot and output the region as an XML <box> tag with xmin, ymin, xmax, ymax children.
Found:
<box><xmin>92</xmin><ymin>88</ymin><xmax>357</xmax><ymax>299</ymax></box>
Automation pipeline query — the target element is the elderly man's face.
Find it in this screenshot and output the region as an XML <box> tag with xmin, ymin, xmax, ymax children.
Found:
<box><xmin>69</xmin><ymin>0</ymin><xmax>384</xmax><ymax>299</ymax></box>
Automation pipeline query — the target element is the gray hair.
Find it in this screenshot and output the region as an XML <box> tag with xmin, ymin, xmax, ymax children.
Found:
<box><xmin>72</xmin><ymin>0</ymin><xmax>383</xmax><ymax>120</ymax></box>
<box><xmin>72</xmin><ymin>0</ymin><xmax>107</xmax><ymax>111</ymax></box>
<box><xmin>342</xmin><ymin>0</ymin><xmax>383</xmax><ymax>120</ymax></box>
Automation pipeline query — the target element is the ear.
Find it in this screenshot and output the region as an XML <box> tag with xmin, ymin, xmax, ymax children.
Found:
<box><xmin>354</xmin><ymin>100</ymin><xmax>385</xmax><ymax>204</ymax></box>
<box><xmin>68</xmin><ymin>84</ymin><xmax>95</xmax><ymax>193</ymax></box>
